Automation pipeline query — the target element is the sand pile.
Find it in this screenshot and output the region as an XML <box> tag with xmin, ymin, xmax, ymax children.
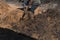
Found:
<box><xmin>0</xmin><ymin>1</ymin><xmax>10</xmax><ymax>20</ymax></box>
<box><xmin>0</xmin><ymin>0</ymin><xmax>60</xmax><ymax>40</ymax></box>
<box><xmin>0</xmin><ymin>1</ymin><xmax>24</xmax><ymax>29</ymax></box>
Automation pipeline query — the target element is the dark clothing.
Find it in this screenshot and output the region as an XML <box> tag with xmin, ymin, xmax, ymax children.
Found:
<box><xmin>24</xmin><ymin>0</ymin><xmax>30</xmax><ymax>5</ymax></box>
<box><xmin>24</xmin><ymin>0</ymin><xmax>39</xmax><ymax>13</ymax></box>
<box><xmin>24</xmin><ymin>0</ymin><xmax>30</xmax><ymax>6</ymax></box>
<box><xmin>30</xmin><ymin>3</ymin><xmax>39</xmax><ymax>13</ymax></box>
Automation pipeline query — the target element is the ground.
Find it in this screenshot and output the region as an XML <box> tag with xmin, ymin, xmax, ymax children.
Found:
<box><xmin>0</xmin><ymin>0</ymin><xmax>60</xmax><ymax>40</ymax></box>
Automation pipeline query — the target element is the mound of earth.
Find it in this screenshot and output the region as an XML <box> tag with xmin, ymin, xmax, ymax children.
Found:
<box><xmin>0</xmin><ymin>1</ymin><xmax>10</xmax><ymax>21</ymax></box>
<box><xmin>0</xmin><ymin>1</ymin><xmax>24</xmax><ymax>29</ymax></box>
<box><xmin>0</xmin><ymin>0</ymin><xmax>60</xmax><ymax>40</ymax></box>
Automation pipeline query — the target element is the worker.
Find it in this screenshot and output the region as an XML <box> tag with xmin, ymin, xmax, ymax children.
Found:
<box><xmin>21</xmin><ymin>0</ymin><xmax>41</xmax><ymax>20</ymax></box>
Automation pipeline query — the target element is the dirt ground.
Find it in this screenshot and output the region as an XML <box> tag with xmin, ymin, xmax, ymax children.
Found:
<box><xmin>0</xmin><ymin>0</ymin><xmax>60</xmax><ymax>40</ymax></box>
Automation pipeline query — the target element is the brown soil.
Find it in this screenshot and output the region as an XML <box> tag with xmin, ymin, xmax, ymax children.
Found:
<box><xmin>0</xmin><ymin>1</ymin><xmax>60</xmax><ymax>40</ymax></box>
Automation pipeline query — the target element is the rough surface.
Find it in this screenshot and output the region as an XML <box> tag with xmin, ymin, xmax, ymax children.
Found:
<box><xmin>0</xmin><ymin>0</ymin><xmax>60</xmax><ymax>40</ymax></box>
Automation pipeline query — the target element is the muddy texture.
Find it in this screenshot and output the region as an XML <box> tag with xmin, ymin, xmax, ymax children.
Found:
<box><xmin>0</xmin><ymin>0</ymin><xmax>60</xmax><ymax>40</ymax></box>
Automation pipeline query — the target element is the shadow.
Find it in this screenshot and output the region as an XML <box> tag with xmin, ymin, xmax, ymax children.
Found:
<box><xmin>0</xmin><ymin>28</ymin><xmax>37</xmax><ymax>40</ymax></box>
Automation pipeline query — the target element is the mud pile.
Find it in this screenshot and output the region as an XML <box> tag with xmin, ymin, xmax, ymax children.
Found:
<box><xmin>0</xmin><ymin>0</ymin><xmax>60</xmax><ymax>40</ymax></box>
<box><xmin>0</xmin><ymin>1</ymin><xmax>24</xmax><ymax>29</ymax></box>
